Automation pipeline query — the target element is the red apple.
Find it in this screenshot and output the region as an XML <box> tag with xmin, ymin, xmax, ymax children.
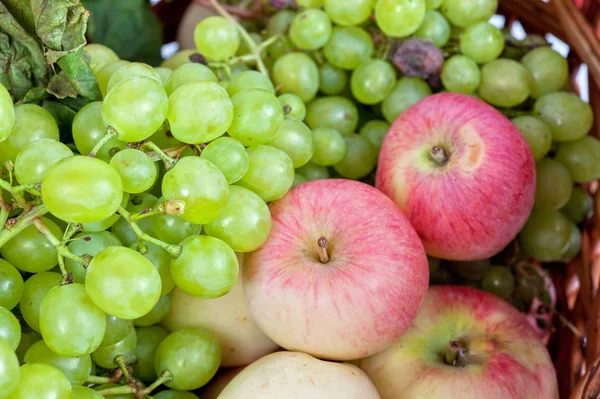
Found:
<box><xmin>359</xmin><ymin>285</ymin><xmax>558</xmax><ymax>399</ymax></box>
<box><xmin>376</xmin><ymin>92</ymin><xmax>535</xmax><ymax>261</ymax></box>
<box><xmin>244</xmin><ymin>179</ymin><xmax>429</xmax><ymax>360</ymax></box>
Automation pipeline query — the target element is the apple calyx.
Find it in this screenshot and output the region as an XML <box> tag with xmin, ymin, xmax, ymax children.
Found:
<box><xmin>429</xmin><ymin>145</ymin><xmax>449</xmax><ymax>166</ymax></box>
<box><xmin>444</xmin><ymin>340</ymin><xmax>471</xmax><ymax>368</ymax></box>
<box><xmin>317</xmin><ymin>236</ymin><xmax>331</xmax><ymax>264</ymax></box>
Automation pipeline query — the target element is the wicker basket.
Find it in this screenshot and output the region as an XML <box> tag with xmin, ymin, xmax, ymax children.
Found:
<box><xmin>150</xmin><ymin>1</ymin><xmax>600</xmax><ymax>397</ymax></box>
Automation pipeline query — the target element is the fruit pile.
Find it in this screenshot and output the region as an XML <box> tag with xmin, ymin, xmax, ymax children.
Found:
<box><xmin>0</xmin><ymin>0</ymin><xmax>595</xmax><ymax>397</ymax></box>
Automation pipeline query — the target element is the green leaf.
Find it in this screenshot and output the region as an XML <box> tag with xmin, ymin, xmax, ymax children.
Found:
<box><xmin>46</xmin><ymin>72</ymin><xmax>77</xmax><ymax>99</ymax></box>
<box><xmin>57</xmin><ymin>49</ymin><xmax>101</xmax><ymax>100</ymax></box>
<box><xmin>42</xmin><ymin>100</ymin><xmax>77</xmax><ymax>142</ymax></box>
<box><xmin>22</xmin><ymin>87</ymin><xmax>49</xmax><ymax>103</ymax></box>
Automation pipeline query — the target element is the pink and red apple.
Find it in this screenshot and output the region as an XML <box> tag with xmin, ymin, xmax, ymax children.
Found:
<box><xmin>376</xmin><ymin>92</ymin><xmax>536</xmax><ymax>261</ymax></box>
<box><xmin>243</xmin><ymin>179</ymin><xmax>429</xmax><ymax>360</ymax></box>
<box><xmin>359</xmin><ymin>285</ymin><xmax>558</xmax><ymax>399</ymax></box>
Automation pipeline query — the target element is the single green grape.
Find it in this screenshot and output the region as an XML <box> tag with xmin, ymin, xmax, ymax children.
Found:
<box><xmin>511</xmin><ymin>116</ymin><xmax>552</xmax><ymax>161</ymax></box>
<box><xmin>534</xmin><ymin>158</ymin><xmax>573</xmax><ymax>210</ymax></box>
<box><xmin>311</xmin><ymin>127</ymin><xmax>347</xmax><ymax>166</ymax></box>
<box><xmin>272</xmin><ymin>52</ymin><xmax>320</xmax><ymax>103</ymax></box>
<box><xmin>154</xmin><ymin>391</ymin><xmax>199</xmax><ymax>399</ymax></box>
<box><xmin>0</xmin><ymin>83</ymin><xmax>15</xmax><ymax>143</ymax></box>
<box><xmin>297</xmin><ymin>162</ymin><xmax>330</xmax><ymax>180</ymax></box>
<box><xmin>561</xmin><ymin>187</ymin><xmax>593</xmax><ymax>224</ymax></box>
<box><xmin>323</xmin><ymin>26</ymin><xmax>374</xmax><ymax>70</ymax></box>
<box><xmin>478</xmin><ymin>59</ymin><xmax>532</xmax><ymax>108</ymax></box>
<box><xmin>101</xmin><ymin>314</ymin><xmax>133</xmax><ymax>347</ymax></box>
<box><xmin>15</xmin><ymin>331</ymin><xmax>42</xmax><ymax>365</ymax></box>
<box><xmin>278</xmin><ymin>93</ymin><xmax>306</xmax><ymax>120</ymax></box>
<box><xmin>19</xmin><ymin>272</ymin><xmax>61</xmax><ymax>333</ymax></box>
<box><xmin>375</xmin><ymin>0</ymin><xmax>426</xmax><ymax>38</ymax></box>
<box><xmin>154</xmin><ymin>67</ymin><xmax>173</xmax><ymax>87</ymax></box>
<box><xmin>24</xmin><ymin>340</ymin><xmax>92</xmax><ymax>385</ymax></box>
<box><xmin>194</xmin><ymin>16</ymin><xmax>240</xmax><ymax>61</ymax></box>
<box><xmin>292</xmin><ymin>173</ymin><xmax>308</xmax><ymax>187</ymax></box>
<box><xmin>333</xmin><ymin>134</ymin><xmax>378</xmax><ymax>179</ymax></box>
<box><xmin>72</xmin><ymin>385</ymin><xmax>104</xmax><ymax>399</ymax></box>
<box><xmin>133</xmin><ymin>326</ymin><xmax>169</xmax><ymax>382</ymax></box>
<box><xmin>111</xmin><ymin>193</ymin><xmax>157</xmax><ymax>247</ymax></box>
<box><xmin>0</xmin><ymin>259</ymin><xmax>23</xmax><ymax>310</ymax></box>
<box><xmin>0</xmin><ymin>217</ymin><xmax>62</xmax><ymax>273</ymax></box>
<box><xmin>110</xmin><ymin>149</ymin><xmax>157</xmax><ymax>194</ymax></box>
<box><xmin>162</xmin><ymin>157</ymin><xmax>229</xmax><ymax>224</ymax></box>
<box><xmin>228</xmin><ymin>89</ymin><xmax>285</xmax><ymax>146</ymax></box>
<box><xmin>533</xmin><ymin>91</ymin><xmax>593</xmax><ymax>142</ymax></box>
<box><xmin>319</xmin><ymin>63</ymin><xmax>348</xmax><ymax>95</ymax></box>
<box><xmin>350</xmin><ymin>59</ymin><xmax>396</xmax><ymax>105</ymax></box>
<box><xmin>226</xmin><ymin>71</ymin><xmax>274</xmax><ymax>97</ymax></box>
<box><xmin>14</xmin><ymin>138</ymin><xmax>73</xmax><ymax>185</ymax></box>
<box><xmin>481</xmin><ymin>266</ymin><xmax>515</xmax><ymax>299</ymax></box>
<box><xmin>134</xmin><ymin>294</ymin><xmax>172</xmax><ymax>327</ymax></box>
<box><xmin>382</xmin><ymin>77</ymin><xmax>431</xmax><ymax>123</ymax></box>
<box><xmin>165</xmin><ymin>63</ymin><xmax>218</xmax><ymax>96</ymax></box>
<box><xmin>440</xmin><ymin>55</ymin><xmax>481</xmax><ymax>94</ymax></box>
<box><xmin>0</xmin><ymin>306</ymin><xmax>20</xmax><ymax>350</ymax></box>
<box><xmin>148</xmin><ymin>128</ymin><xmax>181</xmax><ymax>149</ymax></box>
<box><xmin>269</xmin><ymin>118</ymin><xmax>314</xmax><ymax>168</ymax></box>
<box><xmin>267</xmin><ymin>10</ymin><xmax>296</xmax><ymax>36</ymax></box>
<box><xmin>86</xmin><ymin>246</ymin><xmax>162</xmax><ymax>320</ymax></box>
<box><xmin>154</xmin><ymin>328</ymin><xmax>221</xmax><ymax>391</ymax></box>
<box><xmin>151</xmin><ymin>197</ymin><xmax>203</xmax><ymax>246</ymax></box>
<box><xmin>290</xmin><ymin>9</ymin><xmax>332</xmax><ymax>50</ymax></box>
<box><xmin>10</xmin><ymin>363</ymin><xmax>71</xmax><ymax>399</ymax></box>
<box><xmin>136</xmin><ymin>242</ymin><xmax>175</xmax><ymax>297</ymax></box>
<box><xmin>91</xmin><ymin>328</ymin><xmax>137</xmax><ymax>369</ymax></box>
<box><xmin>459</xmin><ymin>22</ymin><xmax>504</xmax><ymax>64</ymax></box>
<box><xmin>305</xmin><ymin>96</ymin><xmax>359</xmax><ymax>134</ymax></box>
<box><xmin>325</xmin><ymin>0</ymin><xmax>372</xmax><ymax>26</ymax></box>
<box><xmin>521</xmin><ymin>47</ymin><xmax>569</xmax><ymax>98</ymax></box>
<box><xmin>414</xmin><ymin>10</ymin><xmax>451</xmax><ymax>47</ymax></box>
<box><xmin>0</xmin><ymin>337</ymin><xmax>19</xmax><ymax>397</ymax></box>
<box><xmin>161</xmin><ymin>49</ymin><xmax>195</xmax><ymax>70</ymax></box>
<box><xmin>106</xmin><ymin>62</ymin><xmax>162</xmax><ymax>94</ymax></box>
<box><xmin>359</xmin><ymin>120</ymin><xmax>389</xmax><ymax>152</ymax></box>
<box><xmin>441</xmin><ymin>0</ymin><xmax>498</xmax><ymax>28</ymax></box>
<box><xmin>518</xmin><ymin>208</ymin><xmax>572</xmax><ymax>262</ymax></box>
<box><xmin>561</xmin><ymin>222</ymin><xmax>582</xmax><ymax>262</ymax></box>
<box><xmin>96</xmin><ymin>60</ymin><xmax>130</xmax><ymax>98</ymax></box>
<box><xmin>84</xmin><ymin>44</ymin><xmax>119</xmax><ymax>74</ymax></box>
<box><xmin>451</xmin><ymin>259</ymin><xmax>490</xmax><ymax>281</ymax></box>
<box><xmin>555</xmin><ymin>136</ymin><xmax>600</xmax><ymax>183</ymax></box>
<box><xmin>200</xmin><ymin>137</ymin><xmax>249</xmax><ymax>184</ymax></box>
<box><xmin>238</xmin><ymin>145</ymin><xmax>295</xmax><ymax>202</ymax></box>
<box><xmin>204</xmin><ymin>185</ymin><xmax>271</xmax><ymax>252</ymax></box>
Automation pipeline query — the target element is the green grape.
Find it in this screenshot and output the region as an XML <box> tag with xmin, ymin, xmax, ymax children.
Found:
<box><xmin>238</xmin><ymin>145</ymin><xmax>295</xmax><ymax>202</ymax></box>
<box><xmin>478</xmin><ymin>59</ymin><xmax>532</xmax><ymax>108</ymax></box>
<box><xmin>0</xmin><ymin>337</ymin><xmax>19</xmax><ymax>397</ymax></box>
<box><xmin>154</xmin><ymin>67</ymin><xmax>173</xmax><ymax>87</ymax></box>
<box><xmin>311</xmin><ymin>127</ymin><xmax>347</xmax><ymax>166</ymax></box>
<box><xmin>162</xmin><ymin>157</ymin><xmax>229</xmax><ymax>224</ymax></box>
<box><xmin>24</xmin><ymin>340</ymin><xmax>91</xmax><ymax>385</ymax></box>
<box><xmin>414</xmin><ymin>10</ymin><xmax>451</xmax><ymax>47</ymax></box>
<box><xmin>290</xmin><ymin>9</ymin><xmax>332</xmax><ymax>50</ymax></box>
<box><xmin>324</xmin><ymin>26</ymin><xmax>374</xmax><ymax>70</ymax></box>
<box><xmin>267</xmin><ymin>10</ymin><xmax>296</xmax><ymax>36</ymax></box>
<box><xmin>440</xmin><ymin>55</ymin><xmax>481</xmax><ymax>94</ymax></box>
<box><xmin>269</xmin><ymin>118</ymin><xmax>314</xmax><ymax>168</ymax></box>
<box><xmin>72</xmin><ymin>101</ymin><xmax>126</xmax><ymax>163</ymax></box>
<box><xmin>106</xmin><ymin>62</ymin><xmax>162</xmax><ymax>94</ymax></box>
<box><xmin>519</xmin><ymin>208</ymin><xmax>572</xmax><ymax>262</ymax></box>
<box><xmin>96</xmin><ymin>60</ymin><xmax>130</xmax><ymax>98</ymax></box>
<box><xmin>72</xmin><ymin>385</ymin><xmax>103</xmax><ymax>399</ymax></box>
<box><xmin>278</xmin><ymin>93</ymin><xmax>306</xmax><ymax>120</ymax></box>
<box><xmin>297</xmin><ymin>161</ymin><xmax>330</xmax><ymax>180</ymax></box>
<box><xmin>0</xmin><ymin>259</ymin><xmax>24</xmax><ymax>310</ymax></box>
<box><xmin>533</xmin><ymin>92</ymin><xmax>593</xmax><ymax>142</ymax></box>
<box><xmin>200</xmin><ymin>139</ymin><xmax>248</xmax><ymax>185</ymax></box>
<box><xmin>39</xmin><ymin>283</ymin><xmax>106</xmax><ymax>357</ymax></box>
<box><xmin>481</xmin><ymin>266</ymin><xmax>514</xmax><ymax>299</ymax></box>
<box><xmin>136</xmin><ymin>242</ymin><xmax>175</xmax><ymax>296</ymax></box>
<box><xmin>441</xmin><ymin>0</ymin><xmax>497</xmax><ymax>27</ymax></box>
<box><xmin>154</xmin><ymin>391</ymin><xmax>199</xmax><ymax>399</ymax></box>
<box><xmin>103</xmin><ymin>76</ymin><xmax>169</xmax><ymax>143</ymax></box>
<box><xmin>110</xmin><ymin>149</ymin><xmax>157</xmax><ymax>194</ymax></box>
<box><xmin>226</xmin><ymin>71</ymin><xmax>274</xmax><ymax>97</ymax></box>
<box><xmin>15</xmin><ymin>331</ymin><xmax>42</xmax><ymax>364</ymax></box>
<box><xmin>561</xmin><ymin>187</ymin><xmax>593</xmax><ymax>224</ymax></box>
<box><xmin>272</xmin><ymin>52</ymin><xmax>320</xmax><ymax>103</ymax></box>
<box><xmin>297</xmin><ymin>0</ymin><xmax>324</xmax><ymax>6</ymax></box>
<box><xmin>94</xmin><ymin>384</ymin><xmax>134</xmax><ymax>399</ymax></box>
<box><xmin>359</xmin><ymin>120</ymin><xmax>389</xmax><ymax>152</ymax></box>
<box><xmin>0</xmin><ymin>306</ymin><xmax>20</xmax><ymax>350</ymax></box>
<box><xmin>151</xmin><ymin>198</ymin><xmax>203</xmax><ymax>246</ymax></box>
<box><xmin>375</xmin><ymin>0</ymin><xmax>426</xmax><ymax>38</ymax></box>
<box><xmin>148</xmin><ymin>128</ymin><xmax>181</xmax><ymax>150</ymax></box>
<box><xmin>194</xmin><ymin>16</ymin><xmax>240</xmax><ymax>61</ymax></box>
<box><xmin>534</xmin><ymin>158</ymin><xmax>573</xmax><ymax>210</ymax></box>
<box><xmin>134</xmin><ymin>294</ymin><xmax>171</xmax><ymax>327</ymax></box>
<box><xmin>426</xmin><ymin>0</ymin><xmax>442</xmax><ymax>8</ymax></box>
<box><xmin>161</xmin><ymin>49</ymin><xmax>195</xmax><ymax>70</ymax></box>
<box><xmin>14</xmin><ymin>138</ymin><xmax>73</xmax><ymax>185</ymax></box>
<box><xmin>0</xmin><ymin>83</ymin><xmax>14</xmax><ymax>143</ymax></box>
<box><xmin>86</xmin><ymin>246</ymin><xmax>162</xmax><ymax>320</ymax></box>
<box><xmin>165</xmin><ymin>63</ymin><xmax>218</xmax><ymax>96</ymax></box>
<box><xmin>333</xmin><ymin>134</ymin><xmax>378</xmax><ymax>179</ymax></box>
<box><xmin>451</xmin><ymin>259</ymin><xmax>490</xmax><ymax>281</ymax></box>
<box><xmin>85</xmin><ymin>44</ymin><xmax>119</xmax><ymax>74</ymax></box>
<box><xmin>133</xmin><ymin>326</ymin><xmax>169</xmax><ymax>382</ymax></box>
<box><xmin>319</xmin><ymin>63</ymin><xmax>347</xmax><ymax>95</ymax></box>
<box><xmin>154</xmin><ymin>328</ymin><xmax>221</xmax><ymax>391</ymax></box>
<box><xmin>555</xmin><ymin>136</ymin><xmax>600</xmax><ymax>183</ymax></box>
<box><xmin>0</xmin><ymin>217</ymin><xmax>61</xmax><ymax>273</ymax></box>
<box><xmin>521</xmin><ymin>47</ymin><xmax>569</xmax><ymax>99</ymax></box>
<box><xmin>325</xmin><ymin>0</ymin><xmax>372</xmax><ymax>26</ymax></box>
<box><xmin>111</xmin><ymin>193</ymin><xmax>158</xmax><ymax>247</ymax></box>
<box><xmin>204</xmin><ymin>185</ymin><xmax>272</xmax><ymax>252</ymax></box>
<box><xmin>228</xmin><ymin>89</ymin><xmax>285</xmax><ymax>146</ymax></box>
<box><xmin>92</xmin><ymin>328</ymin><xmax>137</xmax><ymax>369</ymax></box>
<box><xmin>10</xmin><ymin>363</ymin><xmax>71</xmax><ymax>399</ymax></box>
<box><xmin>42</xmin><ymin>155</ymin><xmax>123</xmax><ymax>223</ymax></box>
<box><xmin>292</xmin><ymin>173</ymin><xmax>308</xmax><ymax>187</ymax></box>
<box><xmin>511</xmin><ymin>116</ymin><xmax>552</xmax><ymax>161</ymax></box>
<box><xmin>19</xmin><ymin>272</ymin><xmax>61</xmax><ymax>333</ymax></box>
<box><xmin>561</xmin><ymin>222</ymin><xmax>582</xmax><ymax>262</ymax></box>
<box><xmin>350</xmin><ymin>59</ymin><xmax>396</xmax><ymax>105</ymax></box>
<box><xmin>0</xmin><ymin>104</ymin><xmax>59</xmax><ymax>165</ymax></box>
<box><xmin>382</xmin><ymin>77</ymin><xmax>431</xmax><ymax>123</ymax></box>
<box><xmin>459</xmin><ymin>22</ymin><xmax>504</xmax><ymax>64</ymax></box>
<box><xmin>101</xmin><ymin>314</ymin><xmax>133</xmax><ymax>347</ymax></box>
<box><xmin>305</xmin><ymin>96</ymin><xmax>359</xmax><ymax>134</ymax></box>
<box><xmin>267</xmin><ymin>35</ymin><xmax>294</xmax><ymax>60</ymax></box>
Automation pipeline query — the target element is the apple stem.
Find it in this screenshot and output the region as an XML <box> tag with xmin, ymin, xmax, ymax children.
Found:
<box><xmin>317</xmin><ymin>236</ymin><xmax>331</xmax><ymax>263</ymax></box>
<box><xmin>430</xmin><ymin>146</ymin><xmax>449</xmax><ymax>165</ymax></box>
<box><xmin>444</xmin><ymin>340</ymin><xmax>469</xmax><ymax>367</ymax></box>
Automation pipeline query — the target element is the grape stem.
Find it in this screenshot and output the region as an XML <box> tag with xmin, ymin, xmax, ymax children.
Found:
<box><xmin>86</xmin><ymin>375</ymin><xmax>112</xmax><ymax>384</ymax></box>
<box><xmin>95</xmin><ymin>385</ymin><xmax>136</xmax><ymax>397</ymax></box>
<box><xmin>227</xmin><ymin>34</ymin><xmax>282</xmax><ymax>65</ymax></box>
<box><xmin>0</xmin><ymin>178</ymin><xmax>31</xmax><ymax>210</ymax></box>
<box><xmin>0</xmin><ymin>204</ymin><xmax>48</xmax><ymax>247</ymax></box>
<box><xmin>140</xmin><ymin>141</ymin><xmax>180</xmax><ymax>171</ymax></box>
<box><xmin>0</xmin><ymin>203</ymin><xmax>8</xmax><ymax>231</ymax></box>
<box><xmin>89</xmin><ymin>127</ymin><xmax>118</xmax><ymax>158</ymax></box>
<box><xmin>115</xmin><ymin>354</ymin><xmax>134</xmax><ymax>383</ymax></box>
<box><xmin>138</xmin><ymin>370</ymin><xmax>173</xmax><ymax>398</ymax></box>
<box><xmin>129</xmin><ymin>199</ymin><xmax>186</xmax><ymax>222</ymax></box>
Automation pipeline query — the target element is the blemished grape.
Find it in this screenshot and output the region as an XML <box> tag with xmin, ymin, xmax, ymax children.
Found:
<box><xmin>293</xmin><ymin>173</ymin><xmax>308</xmax><ymax>187</ymax></box>
<box><xmin>152</xmin><ymin>198</ymin><xmax>203</xmax><ymax>246</ymax></box>
<box><xmin>72</xmin><ymin>101</ymin><xmax>126</xmax><ymax>162</ymax></box>
<box><xmin>0</xmin><ymin>83</ymin><xmax>15</xmax><ymax>143</ymax></box>
<box><xmin>72</xmin><ymin>385</ymin><xmax>104</xmax><ymax>399</ymax></box>
<box><xmin>272</xmin><ymin>52</ymin><xmax>320</xmax><ymax>103</ymax></box>
<box><xmin>109</xmin><ymin>149</ymin><xmax>157</xmax><ymax>194</ymax></box>
<box><xmin>194</xmin><ymin>16</ymin><xmax>240</xmax><ymax>61</ymax></box>
<box><xmin>382</xmin><ymin>77</ymin><xmax>431</xmax><ymax>123</ymax></box>
<box><xmin>96</xmin><ymin>60</ymin><xmax>130</xmax><ymax>97</ymax></box>
<box><xmin>101</xmin><ymin>314</ymin><xmax>133</xmax><ymax>346</ymax></box>
<box><xmin>0</xmin><ymin>103</ymin><xmax>59</xmax><ymax>165</ymax></box>
<box><xmin>359</xmin><ymin>120</ymin><xmax>390</xmax><ymax>152</ymax></box>
<box><xmin>311</xmin><ymin>127</ymin><xmax>347</xmax><ymax>166</ymax></box>
<box><xmin>106</xmin><ymin>62</ymin><xmax>162</xmax><ymax>94</ymax></box>
<box><xmin>441</xmin><ymin>0</ymin><xmax>497</xmax><ymax>28</ymax></box>
<box><xmin>533</xmin><ymin>91</ymin><xmax>593</xmax><ymax>142</ymax></box>
<box><xmin>481</xmin><ymin>266</ymin><xmax>515</xmax><ymax>299</ymax></box>
<box><xmin>204</xmin><ymin>185</ymin><xmax>272</xmax><ymax>252</ymax></box>
<box><xmin>519</xmin><ymin>208</ymin><xmax>572</xmax><ymax>262</ymax></box>
<box><xmin>134</xmin><ymin>294</ymin><xmax>171</xmax><ymax>327</ymax></box>
<box><xmin>10</xmin><ymin>363</ymin><xmax>71</xmax><ymax>399</ymax></box>
<box><xmin>511</xmin><ymin>116</ymin><xmax>552</xmax><ymax>161</ymax></box>
<box><xmin>238</xmin><ymin>145</ymin><xmax>295</xmax><ymax>202</ymax></box>
<box><xmin>562</xmin><ymin>222</ymin><xmax>582</xmax><ymax>262</ymax></box>
<box><xmin>226</xmin><ymin>71</ymin><xmax>274</xmax><ymax>97</ymax></box>
<box><xmin>297</xmin><ymin>161</ymin><xmax>330</xmax><ymax>180</ymax></box>
<box><xmin>555</xmin><ymin>136</ymin><xmax>600</xmax><ymax>183</ymax></box>
<box><xmin>155</xmin><ymin>328</ymin><xmax>221</xmax><ymax>391</ymax></box>
<box><xmin>375</xmin><ymin>0</ymin><xmax>426</xmax><ymax>38</ymax></box>
<box><xmin>414</xmin><ymin>10</ymin><xmax>451</xmax><ymax>47</ymax></box>
<box><xmin>534</xmin><ymin>158</ymin><xmax>573</xmax><ymax>211</ymax></box>
<box><xmin>92</xmin><ymin>328</ymin><xmax>137</xmax><ymax>369</ymax></box>
<box><xmin>319</xmin><ymin>63</ymin><xmax>348</xmax><ymax>95</ymax></box>
<box><xmin>561</xmin><ymin>187</ymin><xmax>593</xmax><ymax>224</ymax></box>
<box><xmin>154</xmin><ymin>67</ymin><xmax>173</xmax><ymax>86</ymax></box>
<box><xmin>350</xmin><ymin>59</ymin><xmax>396</xmax><ymax>105</ymax></box>
<box><xmin>86</xmin><ymin>246</ymin><xmax>162</xmax><ymax>320</ymax></box>
<box><xmin>323</xmin><ymin>26</ymin><xmax>374</xmax><ymax>70</ymax></box>
<box><xmin>451</xmin><ymin>259</ymin><xmax>491</xmax><ymax>281</ymax></box>
<box><xmin>0</xmin><ymin>306</ymin><xmax>20</xmax><ymax>350</ymax></box>
<box><xmin>165</xmin><ymin>63</ymin><xmax>218</xmax><ymax>96</ymax></box>
<box><xmin>0</xmin><ymin>259</ymin><xmax>24</xmax><ymax>310</ymax></box>
<box><xmin>267</xmin><ymin>10</ymin><xmax>296</xmax><ymax>35</ymax></box>
<box><xmin>290</xmin><ymin>9</ymin><xmax>332</xmax><ymax>50</ymax></box>
<box><xmin>305</xmin><ymin>96</ymin><xmax>359</xmax><ymax>134</ymax></box>
<box><xmin>269</xmin><ymin>118</ymin><xmax>314</xmax><ymax>168</ymax></box>
<box><xmin>459</xmin><ymin>22</ymin><xmax>504</xmax><ymax>64</ymax></box>
<box><xmin>103</xmin><ymin>76</ymin><xmax>168</xmax><ymax>143</ymax></box>
<box><xmin>228</xmin><ymin>89</ymin><xmax>285</xmax><ymax>146</ymax></box>
<box><xmin>19</xmin><ymin>272</ymin><xmax>61</xmax><ymax>333</ymax></box>
<box><xmin>42</xmin><ymin>155</ymin><xmax>123</xmax><ymax>223</ymax></box>
<box><xmin>133</xmin><ymin>326</ymin><xmax>169</xmax><ymax>382</ymax></box>
<box><xmin>521</xmin><ymin>47</ymin><xmax>569</xmax><ymax>99</ymax></box>
<box><xmin>478</xmin><ymin>59</ymin><xmax>532</xmax><ymax>108</ymax></box>
<box><xmin>201</xmin><ymin>137</ymin><xmax>249</xmax><ymax>184</ymax></box>
<box><xmin>325</xmin><ymin>0</ymin><xmax>372</xmax><ymax>27</ymax></box>
<box><xmin>161</xmin><ymin>49</ymin><xmax>195</xmax><ymax>70</ymax></box>
<box><xmin>0</xmin><ymin>217</ymin><xmax>62</xmax><ymax>273</ymax></box>
<box><xmin>334</xmin><ymin>134</ymin><xmax>378</xmax><ymax>179</ymax></box>
<box><xmin>111</xmin><ymin>193</ymin><xmax>158</xmax><ymax>246</ymax></box>
<box><xmin>14</xmin><ymin>138</ymin><xmax>73</xmax><ymax>185</ymax></box>
<box><xmin>0</xmin><ymin>337</ymin><xmax>19</xmax><ymax>396</ymax></box>
<box><xmin>162</xmin><ymin>157</ymin><xmax>229</xmax><ymax>224</ymax></box>
<box><xmin>24</xmin><ymin>340</ymin><xmax>92</xmax><ymax>385</ymax></box>
<box><xmin>137</xmin><ymin>242</ymin><xmax>176</xmax><ymax>296</ymax></box>
<box><xmin>441</xmin><ymin>55</ymin><xmax>481</xmax><ymax>94</ymax></box>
